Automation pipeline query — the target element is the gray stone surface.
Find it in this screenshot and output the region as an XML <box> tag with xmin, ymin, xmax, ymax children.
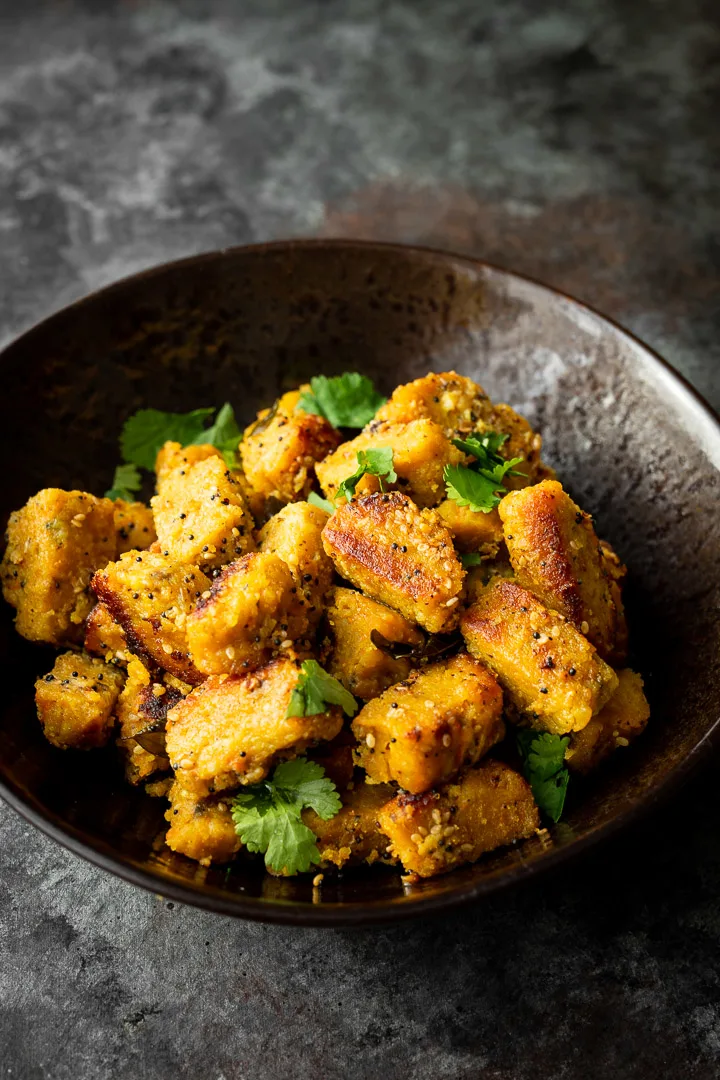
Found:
<box><xmin>1</xmin><ymin>1</ymin><xmax>719</xmax><ymax>1077</ymax></box>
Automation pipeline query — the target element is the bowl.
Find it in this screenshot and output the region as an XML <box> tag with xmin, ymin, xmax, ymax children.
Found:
<box><xmin>1</xmin><ymin>239</ymin><xmax>719</xmax><ymax>926</ymax></box>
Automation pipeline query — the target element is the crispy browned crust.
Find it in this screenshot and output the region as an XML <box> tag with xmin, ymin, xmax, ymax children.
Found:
<box><xmin>91</xmin><ymin>551</ymin><xmax>210</xmax><ymax>684</ymax></box>
<box><xmin>500</xmin><ymin>480</ymin><xmax>625</xmax><ymax>660</ymax></box>
<box><xmin>461</xmin><ymin>578</ymin><xmax>618</xmax><ymax>734</ymax></box>
<box><xmin>322</xmin><ymin>492</ymin><xmax>464</xmax><ymax>633</ymax></box>
<box><xmin>377</xmin><ymin>760</ymin><xmax>539</xmax><ymax>878</ymax></box>
<box><xmin>116</xmin><ymin>657</ymin><xmax>178</xmax><ymax>783</ymax></box>
<box><xmin>352</xmin><ymin>652</ymin><xmax>505</xmax><ymax>793</ymax></box>
<box><xmin>187</xmin><ymin>551</ymin><xmax>308</xmax><ymax>676</ymax></box>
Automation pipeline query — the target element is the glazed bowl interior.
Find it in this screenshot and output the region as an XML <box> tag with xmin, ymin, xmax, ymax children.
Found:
<box><xmin>1</xmin><ymin>240</ymin><xmax>719</xmax><ymax>925</ymax></box>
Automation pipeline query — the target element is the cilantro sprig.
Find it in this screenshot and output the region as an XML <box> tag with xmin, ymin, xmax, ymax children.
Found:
<box><xmin>444</xmin><ymin>428</ymin><xmax>523</xmax><ymax>514</ymax></box>
<box><xmin>297</xmin><ymin>373</ymin><xmax>386</xmax><ymax>429</ymax></box>
<box><xmin>231</xmin><ymin>758</ymin><xmax>342</xmax><ymax>874</ymax></box>
<box><xmin>105</xmin><ymin>463</ymin><xmax>142</xmax><ymax>502</ymax></box>
<box><xmin>120</xmin><ymin>403</ymin><xmax>242</xmax><ymax>471</ymax></box>
<box><xmin>460</xmin><ymin>552</ymin><xmax>483</xmax><ymax>568</ymax></box>
<box><xmin>105</xmin><ymin>402</ymin><xmax>243</xmax><ymax>500</ymax></box>
<box><xmin>286</xmin><ymin>659</ymin><xmax>358</xmax><ymax>719</ymax></box>
<box><xmin>336</xmin><ymin>448</ymin><xmax>397</xmax><ymax>503</ymax></box>
<box><xmin>516</xmin><ymin>730</ymin><xmax>570</xmax><ymax>823</ymax></box>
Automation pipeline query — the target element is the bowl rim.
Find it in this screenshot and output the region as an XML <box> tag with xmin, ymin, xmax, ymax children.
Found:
<box><xmin>2</xmin><ymin>236</ymin><xmax>719</xmax><ymax>927</ymax></box>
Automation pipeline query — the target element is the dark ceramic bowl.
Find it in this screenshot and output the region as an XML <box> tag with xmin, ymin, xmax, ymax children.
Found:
<box><xmin>1</xmin><ymin>240</ymin><xmax>719</xmax><ymax>926</ymax></box>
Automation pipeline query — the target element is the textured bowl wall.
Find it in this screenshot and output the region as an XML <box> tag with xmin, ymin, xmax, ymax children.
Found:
<box><xmin>1</xmin><ymin>241</ymin><xmax>719</xmax><ymax>923</ymax></box>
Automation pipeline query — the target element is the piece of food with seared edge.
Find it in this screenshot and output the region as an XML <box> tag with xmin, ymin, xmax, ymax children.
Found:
<box><xmin>240</xmin><ymin>389</ymin><xmax>341</xmax><ymax>504</ymax></box>
<box><xmin>186</xmin><ymin>552</ymin><xmax>309</xmax><ymax>676</ymax></box>
<box><xmin>91</xmin><ymin>550</ymin><xmax>210</xmax><ymax>684</ymax></box>
<box><xmin>165</xmin><ymin>657</ymin><xmax>344</xmax><ymax>797</ymax></box>
<box><xmin>115</xmin><ymin>657</ymin><xmax>186</xmax><ymax>783</ymax></box>
<box><xmin>352</xmin><ymin>653</ymin><xmax>504</xmax><ymax>793</ymax></box>
<box><xmin>461</xmin><ymin>578</ymin><xmax>618</xmax><ymax>735</ymax></box>
<box><xmin>1</xmin><ymin>489</ymin><xmax>116</xmax><ymax>645</ymax></box>
<box><xmin>499</xmin><ymin>479</ymin><xmax>627</xmax><ymax>662</ymax></box>
<box><xmin>35</xmin><ymin>651</ymin><xmax>125</xmax><ymax>750</ymax></box>
<box><xmin>377</xmin><ymin>759</ymin><xmax>539</xmax><ymax>878</ymax></box>
<box><xmin>322</xmin><ymin>491</ymin><xmax>465</xmax><ymax>634</ymax></box>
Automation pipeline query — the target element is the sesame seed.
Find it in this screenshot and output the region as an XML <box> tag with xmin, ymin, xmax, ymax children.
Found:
<box><xmin>365</xmin><ymin>732</ymin><xmax>376</xmax><ymax>749</ymax></box>
<box><xmin>442</xmin><ymin>733</ymin><xmax>452</xmax><ymax>747</ymax></box>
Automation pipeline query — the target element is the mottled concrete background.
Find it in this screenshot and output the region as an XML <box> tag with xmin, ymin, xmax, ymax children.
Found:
<box><xmin>1</xmin><ymin>2</ymin><xmax>719</xmax><ymax>1077</ymax></box>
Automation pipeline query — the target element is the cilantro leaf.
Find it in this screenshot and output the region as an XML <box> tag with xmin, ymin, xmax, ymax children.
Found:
<box><xmin>296</xmin><ymin>373</ymin><xmax>386</xmax><ymax>428</ymax></box>
<box><xmin>460</xmin><ymin>552</ymin><xmax>484</xmax><ymax>568</ymax></box>
<box><xmin>286</xmin><ymin>659</ymin><xmax>358</xmax><ymax>719</ymax></box>
<box><xmin>452</xmin><ymin>430</ymin><xmax>510</xmax><ymax>465</ymax></box>
<box><xmin>191</xmin><ymin>402</ymin><xmax>242</xmax><ymax>468</ymax></box>
<box><xmin>105</xmin><ymin>463</ymin><xmax>142</xmax><ymax>502</ymax></box>
<box><xmin>120</xmin><ymin>407</ymin><xmax>215</xmax><ymax>470</ymax></box>
<box><xmin>119</xmin><ymin>403</ymin><xmax>242</xmax><ymax>471</ymax></box>
<box><xmin>445</xmin><ymin>428</ymin><xmax>525</xmax><ymax>513</ymax></box>
<box><xmin>336</xmin><ymin>447</ymin><xmax>397</xmax><ymax>503</ymax></box>
<box><xmin>307</xmin><ymin>491</ymin><xmax>334</xmax><ymax>514</ymax></box>
<box><xmin>516</xmin><ymin>730</ymin><xmax>570</xmax><ymax>823</ymax></box>
<box><xmin>231</xmin><ymin>757</ymin><xmax>341</xmax><ymax>874</ymax></box>
<box><xmin>271</xmin><ymin>758</ymin><xmax>343</xmax><ymax>818</ymax></box>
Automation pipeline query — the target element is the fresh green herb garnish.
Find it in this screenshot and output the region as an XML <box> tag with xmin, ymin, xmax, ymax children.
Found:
<box><xmin>231</xmin><ymin>758</ymin><xmax>342</xmax><ymax>874</ymax></box>
<box><xmin>444</xmin><ymin>428</ymin><xmax>523</xmax><ymax>514</ymax></box>
<box><xmin>120</xmin><ymin>407</ymin><xmax>215</xmax><ymax>470</ymax></box>
<box><xmin>451</xmin><ymin>430</ymin><xmax>510</xmax><ymax>464</ymax></box>
<box><xmin>297</xmin><ymin>373</ymin><xmax>386</xmax><ymax>429</ymax></box>
<box><xmin>119</xmin><ymin>403</ymin><xmax>241</xmax><ymax>471</ymax></box>
<box><xmin>191</xmin><ymin>402</ymin><xmax>243</xmax><ymax>469</ymax></box>
<box><xmin>516</xmin><ymin>730</ymin><xmax>570</xmax><ymax>823</ymax></box>
<box><xmin>105</xmin><ymin>463</ymin><xmax>142</xmax><ymax>502</ymax></box>
<box><xmin>307</xmin><ymin>491</ymin><xmax>335</xmax><ymax>515</ymax></box>
<box><xmin>460</xmin><ymin>552</ymin><xmax>484</xmax><ymax>568</ymax></box>
<box><xmin>286</xmin><ymin>659</ymin><xmax>358</xmax><ymax>719</ymax></box>
<box><xmin>336</xmin><ymin>448</ymin><xmax>397</xmax><ymax>504</ymax></box>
